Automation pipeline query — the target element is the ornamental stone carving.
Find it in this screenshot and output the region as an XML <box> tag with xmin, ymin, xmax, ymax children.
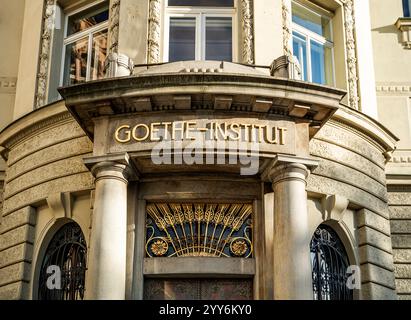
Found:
<box><xmin>341</xmin><ymin>0</ymin><xmax>360</xmax><ymax>110</ymax></box>
<box><xmin>108</xmin><ymin>0</ymin><xmax>121</xmax><ymax>55</ymax></box>
<box><xmin>35</xmin><ymin>0</ymin><xmax>57</xmax><ymax>109</ymax></box>
<box><xmin>148</xmin><ymin>0</ymin><xmax>162</xmax><ymax>64</ymax></box>
<box><xmin>282</xmin><ymin>0</ymin><xmax>292</xmax><ymax>57</ymax></box>
<box><xmin>240</xmin><ymin>0</ymin><xmax>255</xmax><ymax>65</ymax></box>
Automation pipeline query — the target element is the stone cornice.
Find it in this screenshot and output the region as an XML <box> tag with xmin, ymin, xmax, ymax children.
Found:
<box><xmin>59</xmin><ymin>67</ymin><xmax>346</xmax><ymax>141</ymax></box>
<box><xmin>0</xmin><ymin>100</ymin><xmax>75</xmax><ymax>160</ymax></box>
<box><xmin>332</xmin><ymin>104</ymin><xmax>399</xmax><ymax>156</ymax></box>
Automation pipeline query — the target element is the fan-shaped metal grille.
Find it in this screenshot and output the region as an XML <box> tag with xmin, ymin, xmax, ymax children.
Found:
<box><xmin>146</xmin><ymin>203</ymin><xmax>253</xmax><ymax>258</ymax></box>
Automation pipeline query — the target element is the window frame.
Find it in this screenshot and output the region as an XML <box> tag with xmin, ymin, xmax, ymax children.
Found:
<box><xmin>164</xmin><ymin>0</ymin><xmax>238</xmax><ymax>62</ymax></box>
<box><xmin>291</xmin><ymin>1</ymin><xmax>336</xmax><ymax>86</ymax></box>
<box><xmin>60</xmin><ymin>0</ymin><xmax>109</xmax><ymax>86</ymax></box>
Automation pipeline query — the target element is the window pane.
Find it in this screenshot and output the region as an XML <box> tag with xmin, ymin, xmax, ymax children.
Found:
<box><xmin>64</xmin><ymin>37</ymin><xmax>89</xmax><ymax>85</ymax></box>
<box><xmin>206</xmin><ymin>17</ymin><xmax>232</xmax><ymax>61</ymax></box>
<box><xmin>168</xmin><ymin>0</ymin><xmax>234</xmax><ymax>6</ymax></box>
<box><xmin>292</xmin><ymin>32</ymin><xmax>308</xmax><ymax>81</ymax></box>
<box><xmin>91</xmin><ymin>30</ymin><xmax>108</xmax><ymax>81</ymax></box>
<box><xmin>67</xmin><ymin>2</ymin><xmax>109</xmax><ymax>36</ymax></box>
<box><xmin>169</xmin><ymin>18</ymin><xmax>196</xmax><ymax>62</ymax></box>
<box><xmin>292</xmin><ymin>3</ymin><xmax>331</xmax><ymax>40</ymax></box>
<box><xmin>404</xmin><ymin>0</ymin><xmax>411</xmax><ymax>17</ymax></box>
<box><xmin>310</xmin><ymin>40</ymin><xmax>332</xmax><ymax>85</ymax></box>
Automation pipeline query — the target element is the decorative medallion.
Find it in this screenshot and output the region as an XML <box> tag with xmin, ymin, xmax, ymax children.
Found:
<box><xmin>230</xmin><ymin>239</ymin><xmax>248</xmax><ymax>257</ymax></box>
<box><xmin>151</xmin><ymin>239</ymin><xmax>169</xmax><ymax>256</ymax></box>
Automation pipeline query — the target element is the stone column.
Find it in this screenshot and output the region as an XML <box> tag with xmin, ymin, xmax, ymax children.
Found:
<box><xmin>85</xmin><ymin>156</ymin><xmax>131</xmax><ymax>300</ymax></box>
<box><xmin>267</xmin><ymin>158</ymin><xmax>316</xmax><ymax>300</ymax></box>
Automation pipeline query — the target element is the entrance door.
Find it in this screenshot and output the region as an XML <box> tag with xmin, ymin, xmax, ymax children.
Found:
<box><xmin>144</xmin><ymin>278</ymin><xmax>253</xmax><ymax>300</ymax></box>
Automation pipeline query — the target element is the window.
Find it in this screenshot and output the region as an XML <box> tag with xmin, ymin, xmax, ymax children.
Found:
<box><xmin>62</xmin><ymin>1</ymin><xmax>109</xmax><ymax>86</ymax></box>
<box><xmin>165</xmin><ymin>0</ymin><xmax>235</xmax><ymax>62</ymax></box>
<box><xmin>404</xmin><ymin>0</ymin><xmax>411</xmax><ymax>17</ymax></box>
<box><xmin>38</xmin><ymin>222</ymin><xmax>87</xmax><ymax>300</ymax></box>
<box><xmin>310</xmin><ymin>225</ymin><xmax>353</xmax><ymax>300</ymax></box>
<box><xmin>291</xmin><ymin>1</ymin><xmax>334</xmax><ymax>85</ymax></box>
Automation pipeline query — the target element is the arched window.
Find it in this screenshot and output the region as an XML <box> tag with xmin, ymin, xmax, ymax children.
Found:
<box><xmin>38</xmin><ymin>222</ymin><xmax>87</xmax><ymax>300</ymax></box>
<box><xmin>310</xmin><ymin>224</ymin><xmax>353</xmax><ymax>300</ymax></box>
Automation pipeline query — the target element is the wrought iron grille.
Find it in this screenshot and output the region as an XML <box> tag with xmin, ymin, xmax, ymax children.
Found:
<box><xmin>310</xmin><ymin>224</ymin><xmax>353</xmax><ymax>300</ymax></box>
<box><xmin>38</xmin><ymin>222</ymin><xmax>87</xmax><ymax>300</ymax></box>
<box><xmin>146</xmin><ymin>203</ymin><xmax>253</xmax><ymax>257</ymax></box>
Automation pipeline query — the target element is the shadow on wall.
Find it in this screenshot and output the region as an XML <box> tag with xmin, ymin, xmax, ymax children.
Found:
<box><xmin>372</xmin><ymin>24</ymin><xmax>403</xmax><ymax>44</ymax></box>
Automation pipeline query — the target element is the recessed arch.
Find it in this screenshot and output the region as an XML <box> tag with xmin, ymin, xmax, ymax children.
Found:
<box><xmin>35</xmin><ymin>220</ymin><xmax>87</xmax><ymax>300</ymax></box>
<box><xmin>310</xmin><ymin>223</ymin><xmax>354</xmax><ymax>300</ymax></box>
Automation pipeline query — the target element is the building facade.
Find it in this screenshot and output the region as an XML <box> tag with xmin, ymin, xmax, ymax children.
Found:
<box><xmin>0</xmin><ymin>0</ymin><xmax>410</xmax><ymax>300</ymax></box>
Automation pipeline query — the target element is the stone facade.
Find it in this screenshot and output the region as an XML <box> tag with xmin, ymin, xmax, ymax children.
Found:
<box><xmin>0</xmin><ymin>0</ymin><xmax>410</xmax><ymax>300</ymax></box>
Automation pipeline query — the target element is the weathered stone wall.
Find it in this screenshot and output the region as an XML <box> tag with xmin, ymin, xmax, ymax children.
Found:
<box><xmin>308</xmin><ymin>116</ymin><xmax>397</xmax><ymax>300</ymax></box>
<box><xmin>388</xmin><ymin>186</ymin><xmax>411</xmax><ymax>300</ymax></box>
<box><xmin>0</xmin><ymin>102</ymin><xmax>93</xmax><ymax>299</ymax></box>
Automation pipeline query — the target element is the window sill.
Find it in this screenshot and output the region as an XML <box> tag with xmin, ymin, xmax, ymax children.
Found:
<box><xmin>395</xmin><ymin>17</ymin><xmax>411</xmax><ymax>49</ymax></box>
<box><xmin>143</xmin><ymin>257</ymin><xmax>255</xmax><ymax>277</ymax></box>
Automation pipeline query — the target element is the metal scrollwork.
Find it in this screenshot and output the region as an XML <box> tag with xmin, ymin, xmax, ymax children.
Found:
<box><xmin>145</xmin><ymin>203</ymin><xmax>253</xmax><ymax>258</ymax></box>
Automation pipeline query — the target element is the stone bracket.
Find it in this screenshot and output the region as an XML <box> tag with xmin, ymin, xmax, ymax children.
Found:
<box><xmin>47</xmin><ymin>192</ymin><xmax>73</xmax><ymax>220</ymax></box>
<box><xmin>322</xmin><ymin>194</ymin><xmax>349</xmax><ymax>222</ymax></box>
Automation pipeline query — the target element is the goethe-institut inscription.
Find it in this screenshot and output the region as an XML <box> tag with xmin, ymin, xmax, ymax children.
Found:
<box><xmin>110</xmin><ymin>118</ymin><xmax>297</xmax><ymax>157</ymax></box>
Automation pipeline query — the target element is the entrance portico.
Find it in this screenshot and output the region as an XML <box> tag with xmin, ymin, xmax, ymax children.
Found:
<box><xmin>59</xmin><ymin>61</ymin><xmax>345</xmax><ymax>300</ymax></box>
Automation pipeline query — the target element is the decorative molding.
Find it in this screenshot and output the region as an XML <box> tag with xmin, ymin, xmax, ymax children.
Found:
<box><xmin>148</xmin><ymin>0</ymin><xmax>161</xmax><ymax>64</ymax></box>
<box><xmin>282</xmin><ymin>0</ymin><xmax>292</xmax><ymax>57</ymax></box>
<box><xmin>376</xmin><ymin>85</ymin><xmax>411</xmax><ymax>93</ymax></box>
<box><xmin>35</xmin><ymin>0</ymin><xmax>57</xmax><ymax>109</ymax></box>
<box><xmin>341</xmin><ymin>0</ymin><xmax>360</xmax><ymax>111</ymax></box>
<box><xmin>390</xmin><ymin>156</ymin><xmax>411</xmax><ymax>164</ymax></box>
<box><xmin>108</xmin><ymin>0</ymin><xmax>121</xmax><ymax>55</ymax></box>
<box><xmin>2</xmin><ymin>111</ymin><xmax>73</xmax><ymax>151</ymax></box>
<box><xmin>240</xmin><ymin>0</ymin><xmax>255</xmax><ymax>64</ymax></box>
<box><xmin>0</xmin><ymin>77</ymin><xmax>17</xmax><ymax>94</ymax></box>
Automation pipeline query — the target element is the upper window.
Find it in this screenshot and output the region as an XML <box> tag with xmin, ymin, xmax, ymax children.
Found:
<box><xmin>62</xmin><ymin>1</ymin><xmax>109</xmax><ymax>86</ymax></box>
<box><xmin>165</xmin><ymin>0</ymin><xmax>235</xmax><ymax>62</ymax></box>
<box><xmin>291</xmin><ymin>1</ymin><xmax>334</xmax><ymax>86</ymax></box>
<box><xmin>404</xmin><ymin>0</ymin><xmax>411</xmax><ymax>17</ymax></box>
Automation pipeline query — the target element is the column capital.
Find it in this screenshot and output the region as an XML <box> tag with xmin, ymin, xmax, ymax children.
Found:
<box><xmin>83</xmin><ymin>153</ymin><xmax>139</xmax><ymax>183</ymax></box>
<box><xmin>261</xmin><ymin>154</ymin><xmax>319</xmax><ymax>184</ymax></box>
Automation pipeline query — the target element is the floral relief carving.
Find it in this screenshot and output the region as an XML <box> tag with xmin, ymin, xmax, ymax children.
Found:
<box><xmin>240</xmin><ymin>0</ymin><xmax>255</xmax><ymax>64</ymax></box>
<box><xmin>108</xmin><ymin>0</ymin><xmax>121</xmax><ymax>55</ymax></box>
<box><xmin>148</xmin><ymin>0</ymin><xmax>161</xmax><ymax>64</ymax></box>
<box><xmin>35</xmin><ymin>0</ymin><xmax>57</xmax><ymax>109</ymax></box>
<box><xmin>341</xmin><ymin>0</ymin><xmax>360</xmax><ymax>110</ymax></box>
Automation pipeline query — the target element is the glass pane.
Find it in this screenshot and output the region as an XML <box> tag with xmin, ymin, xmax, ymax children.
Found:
<box><xmin>292</xmin><ymin>32</ymin><xmax>308</xmax><ymax>81</ymax></box>
<box><xmin>63</xmin><ymin>37</ymin><xmax>89</xmax><ymax>85</ymax></box>
<box><xmin>404</xmin><ymin>0</ymin><xmax>411</xmax><ymax>17</ymax></box>
<box><xmin>91</xmin><ymin>30</ymin><xmax>108</xmax><ymax>81</ymax></box>
<box><xmin>206</xmin><ymin>17</ymin><xmax>232</xmax><ymax>61</ymax></box>
<box><xmin>168</xmin><ymin>0</ymin><xmax>234</xmax><ymax>7</ymax></box>
<box><xmin>310</xmin><ymin>40</ymin><xmax>332</xmax><ymax>85</ymax></box>
<box><xmin>169</xmin><ymin>18</ymin><xmax>196</xmax><ymax>62</ymax></box>
<box><xmin>292</xmin><ymin>3</ymin><xmax>331</xmax><ymax>40</ymax></box>
<box><xmin>67</xmin><ymin>2</ymin><xmax>109</xmax><ymax>36</ymax></box>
